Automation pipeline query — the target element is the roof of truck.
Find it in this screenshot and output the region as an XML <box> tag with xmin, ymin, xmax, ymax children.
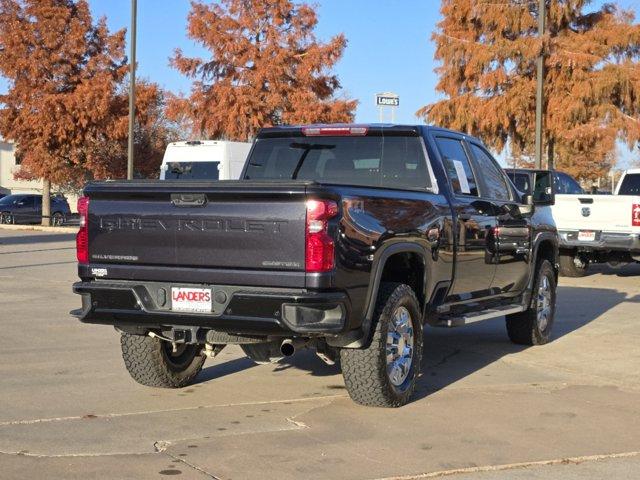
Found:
<box><xmin>257</xmin><ymin>123</ymin><xmax>482</xmax><ymax>143</ymax></box>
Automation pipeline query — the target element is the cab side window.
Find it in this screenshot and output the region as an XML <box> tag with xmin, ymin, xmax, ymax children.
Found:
<box><xmin>435</xmin><ymin>137</ymin><xmax>478</xmax><ymax>196</ymax></box>
<box><xmin>468</xmin><ymin>143</ymin><xmax>511</xmax><ymax>201</ymax></box>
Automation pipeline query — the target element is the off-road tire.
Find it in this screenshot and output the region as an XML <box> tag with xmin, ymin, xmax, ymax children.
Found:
<box><xmin>340</xmin><ymin>283</ymin><xmax>423</xmax><ymax>408</ymax></box>
<box><xmin>120</xmin><ymin>333</ymin><xmax>205</xmax><ymax>388</ymax></box>
<box><xmin>559</xmin><ymin>252</ymin><xmax>588</xmax><ymax>277</ymax></box>
<box><xmin>506</xmin><ymin>260</ymin><xmax>556</xmax><ymax>345</ymax></box>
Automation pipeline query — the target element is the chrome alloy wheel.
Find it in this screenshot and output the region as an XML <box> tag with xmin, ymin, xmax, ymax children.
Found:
<box><xmin>386</xmin><ymin>306</ymin><xmax>415</xmax><ymax>387</ymax></box>
<box><xmin>536</xmin><ymin>275</ymin><xmax>552</xmax><ymax>331</ymax></box>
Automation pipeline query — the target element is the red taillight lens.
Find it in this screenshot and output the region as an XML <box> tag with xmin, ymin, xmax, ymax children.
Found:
<box><xmin>305</xmin><ymin>200</ymin><xmax>338</xmax><ymax>273</ymax></box>
<box><xmin>633</xmin><ymin>204</ymin><xmax>640</xmax><ymax>227</ymax></box>
<box><xmin>76</xmin><ymin>196</ymin><xmax>89</xmax><ymax>264</ymax></box>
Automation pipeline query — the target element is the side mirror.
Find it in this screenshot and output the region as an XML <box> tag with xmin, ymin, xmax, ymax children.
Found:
<box><xmin>531</xmin><ymin>171</ymin><xmax>555</xmax><ymax>206</ymax></box>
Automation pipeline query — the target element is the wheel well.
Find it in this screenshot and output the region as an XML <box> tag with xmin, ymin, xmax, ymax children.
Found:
<box><xmin>379</xmin><ymin>252</ymin><xmax>425</xmax><ymax>310</ymax></box>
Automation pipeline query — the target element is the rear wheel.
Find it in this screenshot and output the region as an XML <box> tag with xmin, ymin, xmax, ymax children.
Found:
<box><xmin>120</xmin><ymin>333</ymin><xmax>205</xmax><ymax>388</ymax></box>
<box><xmin>559</xmin><ymin>252</ymin><xmax>588</xmax><ymax>277</ymax></box>
<box><xmin>340</xmin><ymin>283</ymin><xmax>423</xmax><ymax>407</ymax></box>
<box><xmin>51</xmin><ymin>211</ymin><xmax>65</xmax><ymax>226</ymax></box>
<box><xmin>506</xmin><ymin>260</ymin><xmax>556</xmax><ymax>345</ymax></box>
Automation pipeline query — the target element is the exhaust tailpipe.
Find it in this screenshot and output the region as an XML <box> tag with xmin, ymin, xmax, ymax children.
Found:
<box><xmin>280</xmin><ymin>339</ymin><xmax>306</xmax><ymax>357</ymax></box>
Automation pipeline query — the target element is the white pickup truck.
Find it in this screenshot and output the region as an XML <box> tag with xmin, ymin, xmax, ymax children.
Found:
<box><xmin>505</xmin><ymin>169</ymin><xmax>640</xmax><ymax>277</ymax></box>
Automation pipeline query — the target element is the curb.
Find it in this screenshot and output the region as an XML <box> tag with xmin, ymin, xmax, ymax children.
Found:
<box><xmin>0</xmin><ymin>224</ymin><xmax>78</xmax><ymax>234</ymax></box>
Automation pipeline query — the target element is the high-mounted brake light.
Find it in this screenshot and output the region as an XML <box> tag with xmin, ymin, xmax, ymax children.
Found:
<box><xmin>302</xmin><ymin>126</ymin><xmax>368</xmax><ymax>137</ymax></box>
<box><xmin>305</xmin><ymin>200</ymin><xmax>338</xmax><ymax>273</ymax></box>
<box><xmin>76</xmin><ymin>196</ymin><xmax>90</xmax><ymax>264</ymax></box>
<box><xmin>633</xmin><ymin>203</ymin><xmax>640</xmax><ymax>227</ymax></box>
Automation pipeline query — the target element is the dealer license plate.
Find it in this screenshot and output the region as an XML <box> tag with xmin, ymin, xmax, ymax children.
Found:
<box><xmin>577</xmin><ymin>230</ymin><xmax>596</xmax><ymax>242</ymax></box>
<box><xmin>171</xmin><ymin>287</ymin><xmax>212</xmax><ymax>313</ymax></box>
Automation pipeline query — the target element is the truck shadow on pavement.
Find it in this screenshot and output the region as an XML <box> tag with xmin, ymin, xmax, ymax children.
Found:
<box><xmin>411</xmin><ymin>285</ymin><xmax>640</xmax><ymax>402</ymax></box>
<box><xmin>195</xmin><ymin>285</ymin><xmax>639</xmax><ymax>404</ymax></box>
<box><xmin>0</xmin><ymin>233</ymin><xmax>77</xmax><ymax>245</ymax></box>
<box><xmin>584</xmin><ymin>263</ymin><xmax>640</xmax><ymax>277</ymax></box>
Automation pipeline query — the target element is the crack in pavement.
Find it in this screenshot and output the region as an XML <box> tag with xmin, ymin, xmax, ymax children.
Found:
<box><xmin>163</xmin><ymin>451</ymin><xmax>221</xmax><ymax>479</ymax></box>
<box><xmin>0</xmin><ymin>394</ymin><xmax>346</xmax><ymax>427</ymax></box>
<box><xmin>373</xmin><ymin>450</ymin><xmax>640</xmax><ymax>479</ymax></box>
<box><xmin>428</xmin><ymin>348</ymin><xmax>463</xmax><ymax>369</ymax></box>
<box><xmin>0</xmin><ymin>450</ymin><xmax>154</xmax><ymax>459</ymax></box>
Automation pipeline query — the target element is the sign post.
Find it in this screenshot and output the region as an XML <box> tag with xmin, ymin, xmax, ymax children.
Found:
<box><xmin>375</xmin><ymin>93</ymin><xmax>399</xmax><ymax>123</ymax></box>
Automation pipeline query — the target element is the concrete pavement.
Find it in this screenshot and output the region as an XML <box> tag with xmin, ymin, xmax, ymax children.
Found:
<box><xmin>1</xmin><ymin>228</ymin><xmax>639</xmax><ymax>479</ymax></box>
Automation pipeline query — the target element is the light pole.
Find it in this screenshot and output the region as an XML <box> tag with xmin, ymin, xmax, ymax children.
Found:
<box><xmin>534</xmin><ymin>0</ymin><xmax>546</xmax><ymax>169</ymax></box>
<box><xmin>127</xmin><ymin>0</ymin><xmax>137</xmax><ymax>180</ymax></box>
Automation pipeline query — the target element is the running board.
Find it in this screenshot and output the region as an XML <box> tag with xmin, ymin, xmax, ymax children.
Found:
<box><xmin>436</xmin><ymin>304</ymin><xmax>526</xmax><ymax>327</ymax></box>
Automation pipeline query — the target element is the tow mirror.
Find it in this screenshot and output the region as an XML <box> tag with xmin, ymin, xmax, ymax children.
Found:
<box><xmin>532</xmin><ymin>171</ymin><xmax>555</xmax><ymax>206</ymax></box>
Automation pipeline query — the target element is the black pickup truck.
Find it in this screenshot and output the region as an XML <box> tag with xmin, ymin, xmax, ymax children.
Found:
<box><xmin>72</xmin><ymin>124</ymin><xmax>558</xmax><ymax>407</ymax></box>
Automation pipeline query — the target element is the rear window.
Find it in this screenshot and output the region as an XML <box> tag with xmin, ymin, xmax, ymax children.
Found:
<box><xmin>618</xmin><ymin>173</ymin><xmax>640</xmax><ymax>195</ymax></box>
<box><xmin>244</xmin><ymin>136</ymin><xmax>431</xmax><ymax>190</ymax></box>
<box><xmin>164</xmin><ymin>161</ymin><xmax>220</xmax><ymax>180</ymax></box>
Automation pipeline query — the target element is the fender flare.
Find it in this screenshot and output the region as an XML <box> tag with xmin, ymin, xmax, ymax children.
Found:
<box><xmin>522</xmin><ymin>232</ymin><xmax>559</xmax><ymax>306</ymax></box>
<box><xmin>328</xmin><ymin>242</ymin><xmax>429</xmax><ymax>349</ymax></box>
<box><xmin>363</xmin><ymin>242</ymin><xmax>429</xmax><ymax>321</ymax></box>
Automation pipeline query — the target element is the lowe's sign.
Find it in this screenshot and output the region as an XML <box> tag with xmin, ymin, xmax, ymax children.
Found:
<box><xmin>375</xmin><ymin>94</ymin><xmax>399</xmax><ymax>107</ymax></box>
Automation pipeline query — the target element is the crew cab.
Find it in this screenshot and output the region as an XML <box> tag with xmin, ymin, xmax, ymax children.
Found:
<box><xmin>506</xmin><ymin>168</ymin><xmax>640</xmax><ymax>277</ymax></box>
<box><xmin>72</xmin><ymin>125</ymin><xmax>558</xmax><ymax>407</ymax></box>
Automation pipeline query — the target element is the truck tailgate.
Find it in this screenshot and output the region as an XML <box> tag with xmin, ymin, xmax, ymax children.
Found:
<box><xmin>552</xmin><ymin>194</ymin><xmax>640</xmax><ymax>233</ymax></box>
<box><xmin>85</xmin><ymin>181</ymin><xmax>309</xmax><ymax>272</ymax></box>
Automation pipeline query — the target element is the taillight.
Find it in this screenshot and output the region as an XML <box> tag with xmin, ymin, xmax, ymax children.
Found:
<box><xmin>76</xmin><ymin>196</ymin><xmax>89</xmax><ymax>264</ymax></box>
<box><xmin>305</xmin><ymin>199</ymin><xmax>338</xmax><ymax>272</ymax></box>
<box><xmin>633</xmin><ymin>204</ymin><xmax>640</xmax><ymax>227</ymax></box>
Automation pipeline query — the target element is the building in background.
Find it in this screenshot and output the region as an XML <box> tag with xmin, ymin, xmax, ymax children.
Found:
<box><xmin>0</xmin><ymin>138</ymin><xmax>42</xmax><ymax>196</ymax></box>
<box><xmin>0</xmin><ymin>138</ymin><xmax>78</xmax><ymax>212</ymax></box>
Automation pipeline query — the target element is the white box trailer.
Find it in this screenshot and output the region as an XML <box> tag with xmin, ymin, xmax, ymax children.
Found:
<box><xmin>160</xmin><ymin>140</ymin><xmax>252</xmax><ymax>181</ymax></box>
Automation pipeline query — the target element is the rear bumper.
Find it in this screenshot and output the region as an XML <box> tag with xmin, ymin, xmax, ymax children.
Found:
<box><xmin>559</xmin><ymin>230</ymin><xmax>640</xmax><ymax>253</ymax></box>
<box><xmin>71</xmin><ymin>280</ymin><xmax>349</xmax><ymax>336</ymax></box>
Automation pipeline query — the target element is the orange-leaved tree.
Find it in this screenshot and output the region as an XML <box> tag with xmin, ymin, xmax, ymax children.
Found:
<box><xmin>168</xmin><ymin>0</ymin><xmax>357</xmax><ymax>141</ymax></box>
<box><xmin>418</xmin><ymin>0</ymin><xmax>640</xmax><ymax>180</ymax></box>
<box><xmin>0</xmin><ymin>0</ymin><xmax>169</xmax><ymax>224</ymax></box>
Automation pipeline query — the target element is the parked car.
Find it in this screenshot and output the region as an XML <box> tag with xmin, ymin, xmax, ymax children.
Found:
<box><xmin>0</xmin><ymin>194</ymin><xmax>71</xmax><ymax>226</ymax></box>
<box><xmin>159</xmin><ymin>140</ymin><xmax>252</xmax><ymax>180</ymax></box>
<box><xmin>72</xmin><ymin>124</ymin><xmax>558</xmax><ymax>407</ymax></box>
<box><xmin>505</xmin><ymin>168</ymin><xmax>640</xmax><ymax>276</ymax></box>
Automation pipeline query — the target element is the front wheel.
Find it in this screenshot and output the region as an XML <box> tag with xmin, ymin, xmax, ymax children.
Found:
<box><xmin>506</xmin><ymin>260</ymin><xmax>556</xmax><ymax>345</ymax></box>
<box><xmin>340</xmin><ymin>283</ymin><xmax>423</xmax><ymax>407</ymax></box>
<box><xmin>120</xmin><ymin>333</ymin><xmax>205</xmax><ymax>388</ymax></box>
